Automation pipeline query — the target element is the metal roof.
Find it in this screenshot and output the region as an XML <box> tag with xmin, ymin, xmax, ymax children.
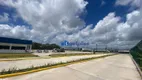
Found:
<box><xmin>0</xmin><ymin>37</ymin><xmax>32</xmax><ymax>45</ymax></box>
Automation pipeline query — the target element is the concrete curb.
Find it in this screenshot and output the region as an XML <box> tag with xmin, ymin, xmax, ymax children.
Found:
<box><xmin>0</xmin><ymin>64</ymin><xmax>67</xmax><ymax>78</ymax></box>
<box><xmin>0</xmin><ymin>54</ymin><xmax>96</xmax><ymax>62</ymax></box>
<box><xmin>0</xmin><ymin>54</ymin><xmax>116</xmax><ymax>78</ymax></box>
<box><xmin>129</xmin><ymin>53</ymin><xmax>142</xmax><ymax>79</ymax></box>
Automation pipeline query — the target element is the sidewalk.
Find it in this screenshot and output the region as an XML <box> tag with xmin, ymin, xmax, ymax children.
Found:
<box><xmin>5</xmin><ymin>54</ymin><xmax>141</xmax><ymax>80</ymax></box>
<box><xmin>0</xmin><ymin>54</ymin><xmax>109</xmax><ymax>71</ymax></box>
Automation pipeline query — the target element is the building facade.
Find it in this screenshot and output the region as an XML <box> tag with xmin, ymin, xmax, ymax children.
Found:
<box><xmin>0</xmin><ymin>37</ymin><xmax>32</xmax><ymax>53</ymax></box>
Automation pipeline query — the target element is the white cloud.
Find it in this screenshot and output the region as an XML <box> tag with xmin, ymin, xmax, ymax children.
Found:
<box><xmin>0</xmin><ymin>13</ymin><xmax>9</xmax><ymax>22</ymax></box>
<box><xmin>0</xmin><ymin>0</ymin><xmax>142</xmax><ymax>50</ymax></box>
<box><xmin>115</xmin><ymin>0</ymin><xmax>141</xmax><ymax>7</ymax></box>
<box><xmin>60</xmin><ymin>10</ymin><xmax>142</xmax><ymax>49</ymax></box>
<box><xmin>49</xmin><ymin>13</ymin><xmax>121</xmax><ymax>48</ymax></box>
<box><xmin>0</xmin><ymin>0</ymin><xmax>88</xmax><ymax>43</ymax></box>
<box><xmin>118</xmin><ymin>10</ymin><xmax>142</xmax><ymax>41</ymax></box>
<box><xmin>0</xmin><ymin>24</ymin><xmax>31</xmax><ymax>39</ymax></box>
<box><xmin>92</xmin><ymin>9</ymin><xmax>142</xmax><ymax>49</ymax></box>
<box><xmin>93</xmin><ymin>13</ymin><xmax>120</xmax><ymax>36</ymax></box>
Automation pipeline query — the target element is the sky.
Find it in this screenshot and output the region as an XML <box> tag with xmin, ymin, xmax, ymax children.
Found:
<box><xmin>0</xmin><ymin>0</ymin><xmax>141</xmax><ymax>49</ymax></box>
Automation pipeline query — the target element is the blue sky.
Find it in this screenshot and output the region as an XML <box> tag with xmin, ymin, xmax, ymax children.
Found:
<box><xmin>0</xmin><ymin>5</ymin><xmax>30</xmax><ymax>27</ymax></box>
<box><xmin>0</xmin><ymin>0</ymin><xmax>141</xmax><ymax>49</ymax></box>
<box><xmin>85</xmin><ymin>0</ymin><xmax>129</xmax><ymax>25</ymax></box>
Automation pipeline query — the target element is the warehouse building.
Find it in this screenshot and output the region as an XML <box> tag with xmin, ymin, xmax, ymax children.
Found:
<box><xmin>0</xmin><ymin>37</ymin><xmax>32</xmax><ymax>53</ymax></box>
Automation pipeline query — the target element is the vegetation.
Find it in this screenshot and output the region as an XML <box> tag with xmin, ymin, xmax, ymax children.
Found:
<box><xmin>49</xmin><ymin>53</ymin><xmax>94</xmax><ymax>57</ymax></box>
<box><xmin>0</xmin><ymin>53</ymin><xmax>38</xmax><ymax>58</ymax></box>
<box><xmin>130</xmin><ymin>40</ymin><xmax>142</xmax><ymax>70</ymax></box>
<box><xmin>0</xmin><ymin>54</ymin><xmax>115</xmax><ymax>76</ymax></box>
<box><xmin>32</xmin><ymin>42</ymin><xmax>60</xmax><ymax>50</ymax></box>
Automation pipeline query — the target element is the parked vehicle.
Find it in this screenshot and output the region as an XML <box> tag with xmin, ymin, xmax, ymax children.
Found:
<box><xmin>37</xmin><ymin>50</ymin><xmax>42</xmax><ymax>53</ymax></box>
<box><xmin>52</xmin><ymin>48</ymin><xmax>65</xmax><ymax>52</ymax></box>
<box><xmin>44</xmin><ymin>50</ymin><xmax>49</xmax><ymax>53</ymax></box>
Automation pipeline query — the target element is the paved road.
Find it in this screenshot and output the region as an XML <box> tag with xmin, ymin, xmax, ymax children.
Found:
<box><xmin>4</xmin><ymin>54</ymin><xmax>141</xmax><ymax>80</ymax></box>
<box><xmin>0</xmin><ymin>54</ymin><xmax>108</xmax><ymax>71</ymax></box>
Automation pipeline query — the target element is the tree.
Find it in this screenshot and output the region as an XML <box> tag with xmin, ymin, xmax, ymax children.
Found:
<box><xmin>32</xmin><ymin>42</ymin><xmax>60</xmax><ymax>50</ymax></box>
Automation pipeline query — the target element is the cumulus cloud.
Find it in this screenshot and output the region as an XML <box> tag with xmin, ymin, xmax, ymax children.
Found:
<box><xmin>76</xmin><ymin>0</ymin><xmax>142</xmax><ymax>49</ymax></box>
<box><xmin>0</xmin><ymin>0</ymin><xmax>142</xmax><ymax>50</ymax></box>
<box><xmin>115</xmin><ymin>0</ymin><xmax>141</xmax><ymax>7</ymax></box>
<box><xmin>117</xmin><ymin>10</ymin><xmax>142</xmax><ymax>41</ymax></box>
<box><xmin>91</xmin><ymin>10</ymin><xmax>142</xmax><ymax>49</ymax></box>
<box><xmin>0</xmin><ymin>24</ymin><xmax>31</xmax><ymax>39</ymax></box>
<box><xmin>60</xmin><ymin>10</ymin><xmax>142</xmax><ymax>49</ymax></box>
<box><xmin>0</xmin><ymin>0</ymin><xmax>88</xmax><ymax>43</ymax></box>
<box><xmin>49</xmin><ymin>13</ymin><xmax>121</xmax><ymax>48</ymax></box>
<box><xmin>0</xmin><ymin>13</ymin><xmax>9</xmax><ymax>22</ymax></box>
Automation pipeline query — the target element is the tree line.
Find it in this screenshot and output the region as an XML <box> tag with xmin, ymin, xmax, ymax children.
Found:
<box><xmin>32</xmin><ymin>42</ymin><xmax>60</xmax><ymax>50</ymax></box>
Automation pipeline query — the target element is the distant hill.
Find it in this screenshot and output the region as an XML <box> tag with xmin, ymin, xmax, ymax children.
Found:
<box><xmin>130</xmin><ymin>40</ymin><xmax>142</xmax><ymax>69</ymax></box>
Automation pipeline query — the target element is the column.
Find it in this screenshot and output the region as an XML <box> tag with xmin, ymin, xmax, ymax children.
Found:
<box><xmin>25</xmin><ymin>45</ymin><xmax>28</xmax><ymax>50</ymax></box>
<box><xmin>30</xmin><ymin>45</ymin><xmax>32</xmax><ymax>53</ymax></box>
<box><xmin>30</xmin><ymin>45</ymin><xmax>32</xmax><ymax>50</ymax></box>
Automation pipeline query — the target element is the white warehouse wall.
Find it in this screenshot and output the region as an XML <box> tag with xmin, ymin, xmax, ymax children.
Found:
<box><xmin>0</xmin><ymin>50</ymin><xmax>26</xmax><ymax>53</ymax></box>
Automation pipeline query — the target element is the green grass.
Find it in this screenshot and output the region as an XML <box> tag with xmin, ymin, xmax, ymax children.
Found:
<box><xmin>49</xmin><ymin>53</ymin><xmax>95</xmax><ymax>57</ymax></box>
<box><xmin>0</xmin><ymin>53</ymin><xmax>38</xmax><ymax>58</ymax></box>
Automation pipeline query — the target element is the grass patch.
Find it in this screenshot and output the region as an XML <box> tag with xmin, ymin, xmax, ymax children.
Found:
<box><xmin>0</xmin><ymin>53</ymin><xmax>38</xmax><ymax>58</ymax></box>
<box><xmin>0</xmin><ymin>54</ymin><xmax>116</xmax><ymax>78</ymax></box>
<box><xmin>49</xmin><ymin>53</ymin><xmax>95</xmax><ymax>57</ymax></box>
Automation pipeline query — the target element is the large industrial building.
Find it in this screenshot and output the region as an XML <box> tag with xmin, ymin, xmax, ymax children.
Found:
<box><xmin>0</xmin><ymin>37</ymin><xmax>32</xmax><ymax>53</ymax></box>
